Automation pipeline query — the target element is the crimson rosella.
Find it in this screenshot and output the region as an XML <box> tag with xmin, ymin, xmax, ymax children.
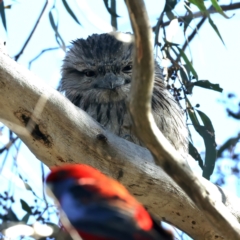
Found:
<box><xmin>46</xmin><ymin>164</ymin><xmax>173</xmax><ymax>240</ymax></box>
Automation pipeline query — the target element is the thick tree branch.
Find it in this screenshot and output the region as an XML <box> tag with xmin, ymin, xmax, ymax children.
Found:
<box><xmin>0</xmin><ymin>42</ymin><xmax>239</xmax><ymax>239</ymax></box>
<box><xmin>125</xmin><ymin>0</ymin><xmax>240</xmax><ymax>239</ymax></box>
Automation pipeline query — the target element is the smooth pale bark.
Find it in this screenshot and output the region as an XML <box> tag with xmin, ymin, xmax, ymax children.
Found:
<box><xmin>0</xmin><ymin>44</ymin><xmax>239</xmax><ymax>239</ymax></box>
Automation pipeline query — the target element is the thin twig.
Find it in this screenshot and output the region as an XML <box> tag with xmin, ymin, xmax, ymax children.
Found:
<box><xmin>176</xmin><ymin>16</ymin><xmax>207</xmax><ymax>62</ymax></box>
<box><xmin>41</xmin><ymin>162</ymin><xmax>47</xmax><ymax>201</ymax></box>
<box><xmin>154</xmin><ymin>11</ymin><xmax>164</xmax><ymax>46</ymax></box>
<box><xmin>152</xmin><ymin>2</ymin><xmax>240</xmax><ymax>31</ymax></box>
<box><xmin>0</xmin><ymin>137</ymin><xmax>18</xmax><ymax>154</ymax></box>
<box><xmin>28</xmin><ymin>46</ymin><xmax>62</xmax><ymax>69</ymax></box>
<box><xmin>14</xmin><ymin>0</ymin><xmax>49</xmax><ymax>61</ymax></box>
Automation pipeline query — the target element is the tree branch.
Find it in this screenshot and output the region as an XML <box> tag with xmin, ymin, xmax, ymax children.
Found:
<box><xmin>152</xmin><ymin>2</ymin><xmax>240</xmax><ymax>31</ymax></box>
<box><xmin>28</xmin><ymin>46</ymin><xmax>62</xmax><ymax>69</ymax></box>
<box><xmin>124</xmin><ymin>0</ymin><xmax>240</xmax><ymax>239</ymax></box>
<box><xmin>0</xmin><ymin>42</ymin><xmax>239</xmax><ymax>239</ymax></box>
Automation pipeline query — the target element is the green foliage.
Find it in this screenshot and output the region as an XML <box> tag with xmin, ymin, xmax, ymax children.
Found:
<box><xmin>189</xmin><ymin>141</ymin><xmax>204</xmax><ymax>169</ymax></box>
<box><xmin>157</xmin><ymin>0</ymin><xmax>233</xmax><ymax>179</ymax></box>
<box><xmin>189</xmin><ymin>0</ymin><xmax>208</xmax><ymax>13</ymax></box>
<box><xmin>176</xmin><ymin>46</ymin><xmax>199</xmax><ymax>80</ymax></box>
<box><xmin>210</xmin><ymin>0</ymin><xmax>230</xmax><ymax>18</ymax></box>
<box><xmin>20</xmin><ymin>199</ymin><xmax>32</xmax><ymax>214</ymax></box>
<box><xmin>49</xmin><ymin>6</ymin><xmax>66</xmax><ymax>51</ymax></box>
<box><xmin>208</xmin><ymin>16</ymin><xmax>225</xmax><ymax>45</ymax></box>
<box><xmin>183</xmin><ymin>2</ymin><xmax>193</xmax><ymax>33</ymax></box>
<box><xmin>189</xmin><ymin>0</ymin><xmax>225</xmax><ymax>44</ymax></box>
<box><xmin>21</xmin><ymin>213</ymin><xmax>30</xmax><ymax>223</ymax></box>
<box><xmin>196</xmin><ymin>110</ymin><xmax>217</xmax><ymax>179</ymax></box>
<box><xmin>186</xmin><ymin>99</ymin><xmax>217</xmax><ymax>179</ymax></box>
<box><xmin>103</xmin><ymin>0</ymin><xmax>120</xmax><ymax>18</ymax></box>
<box><xmin>62</xmin><ymin>0</ymin><xmax>81</xmax><ymax>25</ymax></box>
<box><xmin>187</xmin><ymin>80</ymin><xmax>223</xmax><ymax>94</ymax></box>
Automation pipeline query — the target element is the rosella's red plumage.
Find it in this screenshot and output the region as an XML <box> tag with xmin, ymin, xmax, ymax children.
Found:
<box><xmin>46</xmin><ymin>164</ymin><xmax>173</xmax><ymax>240</ymax></box>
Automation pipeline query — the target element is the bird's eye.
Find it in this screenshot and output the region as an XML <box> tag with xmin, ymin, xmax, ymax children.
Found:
<box><xmin>122</xmin><ymin>64</ymin><xmax>132</xmax><ymax>73</ymax></box>
<box><xmin>84</xmin><ymin>70</ymin><xmax>96</xmax><ymax>77</ymax></box>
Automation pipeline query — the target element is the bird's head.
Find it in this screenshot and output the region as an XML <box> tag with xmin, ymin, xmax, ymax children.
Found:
<box><xmin>47</xmin><ymin>164</ymin><xmax>137</xmax><ymax>202</ymax></box>
<box><xmin>60</xmin><ymin>33</ymin><xmax>134</xmax><ymax>105</ymax></box>
<box><xmin>47</xmin><ymin>164</ymin><xmax>104</xmax><ymax>183</ymax></box>
<box><xmin>46</xmin><ymin>164</ymin><xmax>107</xmax><ymax>200</ymax></box>
<box><xmin>46</xmin><ymin>164</ymin><xmax>154</xmax><ymax>232</ymax></box>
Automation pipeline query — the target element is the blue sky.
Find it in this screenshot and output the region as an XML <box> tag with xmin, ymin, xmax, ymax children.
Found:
<box><xmin>0</xmin><ymin>0</ymin><xmax>239</xmax><ymax>238</ymax></box>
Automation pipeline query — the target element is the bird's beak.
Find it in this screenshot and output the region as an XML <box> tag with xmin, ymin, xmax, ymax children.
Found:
<box><xmin>98</xmin><ymin>72</ymin><xmax>125</xmax><ymax>90</ymax></box>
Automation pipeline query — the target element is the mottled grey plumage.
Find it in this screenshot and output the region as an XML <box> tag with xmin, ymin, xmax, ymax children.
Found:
<box><xmin>59</xmin><ymin>33</ymin><xmax>188</xmax><ymax>158</ymax></box>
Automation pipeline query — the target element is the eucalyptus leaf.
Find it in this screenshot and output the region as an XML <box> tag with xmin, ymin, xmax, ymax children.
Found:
<box><xmin>21</xmin><ymin>213</ymin><xmax>30</xmax><ymax>223</ymax></box>
<box><xmin>179</xmin><ymin>67</ymin><xmax>190</xmax><ymax>86</ymax></box>
<box><xmin>189</xmin><ymin>141</ymin><xmax>204</xmax><ymax>170</ymax></box>
<box><xmin>196</xmin><ymin>125</ymin><xmax>217</xmax><ymax>180</ymax></box>
<box><xmin>186</xmin><ymin>99</ymin><xmax>217</xmax><ymax>178</ymax></box>
<box><xmin>0</xmin><ymin>1</ymin><xmax>7</xmax><ymax>32</ymax></box>
<box><xmin>183</xmin><ymin>5</ymin><xmax>193</xmax><ymax>33</ymax></box>
<box><xmin>208</xmin><ymin>16</ymin><xmax>225</xmax><ymax>45</ymax></box>
<box><xmin>110</xmin><ymin>0</ymin><xmax>118</xmax><ymax>29</ymax></box>
<box><xmin>183</xmin><ymin>14</ymin><xmax>193</xmax><ymax>33</ymax></box>
<box><xmin>186</xmin><ymin>98</ymin><xmax>200</xmax><ymax>127</ymax></box>
<box><xmin>176</xmin><ymin>47</ymin><xmax>198</xmax><ymax>80</ymax></box>
<box><xmin>164</xmin><ymin>0</ymin><xmax>179</xmax><ymax>12</ymax></box>
<box><xmin>166</xmin><ymin>11</ymin><xmax>175</xmax><ymax>20</ymax></box>
<box><xmin>196</xmin><ymin>110</ymin><xmax>215</xmax><ymax>132</ymax></box>
<box><xmin>49</xmin><ymin>11</ymin><xmax>66</xmax><ymax>51</ymax></box>
<box><xmin>196</xmin><ymin>110</ymin><xmax>217</xmax><ymax>179</ymax></box>
<box><xmin>62</xmin><ymin>0</ymin><xmax>81</xmax><ymax>25</ymax></box>
<box><xmin>187</xmin><ymin>80</ymin><xmax>223</xmax><ymax>93</ymax></box>
<box><xmin>103</xmin><ymin>0</ymin><xmax>119</xmax><ymax>18</ymax></box>
<box><xmin>210</xmin><ymin>0</ymin><xmax>229</xmax><ymax>19</ymax></box>
<box><xmin>188</xmin><ymin>0</ymin><xmax>207</xmax><ymax>13</ymax></box>
<box><xmin>20</xmin><ymin>199</ymin><xmax>32</xmax><ymax>214</ymax></box>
